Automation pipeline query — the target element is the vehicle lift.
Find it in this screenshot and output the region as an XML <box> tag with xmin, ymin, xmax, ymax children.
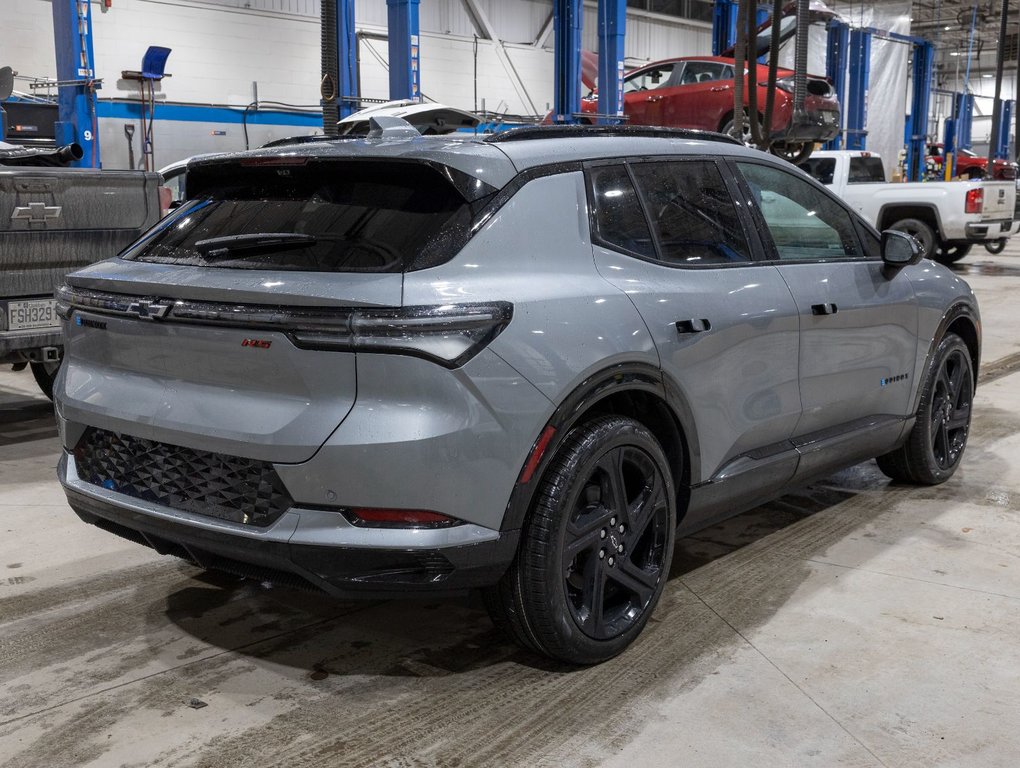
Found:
<box><xmin>551</xmin><ymin>0</ymin><xmax>628</xmax><ymax>125</ymax></box>
<box><xmin>51</xmin><ymin>0</ymin><xmax>100</xmax><ymax>167</ymax></box>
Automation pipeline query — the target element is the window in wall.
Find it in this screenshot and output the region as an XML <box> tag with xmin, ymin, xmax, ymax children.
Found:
<box><xmin>630</xmin><ymin>161</ymin><xmax>751</xmax><ymax>265</ymax></box>
<box><xmin>738</xmin><ymin>162</ymin><xmax>863</xmax><ymax>261</ymax></box>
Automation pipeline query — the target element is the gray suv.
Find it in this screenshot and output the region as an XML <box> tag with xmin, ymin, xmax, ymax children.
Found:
<box><xmin>54</xmin><ymin>123</ymin><xmax>980</xmax><ymax>664</ymax></box>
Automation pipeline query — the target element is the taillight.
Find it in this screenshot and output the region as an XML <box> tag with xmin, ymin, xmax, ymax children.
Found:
<box><xmin>966</xmin><ymin>188</ymin><xmax>984</xmax><ymax>214</ymax></box>
<box><xmin>345</xmin><ymin>507</ymin><xmax>461</xmax><ymax>528</ymax></box>
<box><xmin>288</xmin><ymin>303</ymin><xmax>513</xmax><ymax>368</ymax></box>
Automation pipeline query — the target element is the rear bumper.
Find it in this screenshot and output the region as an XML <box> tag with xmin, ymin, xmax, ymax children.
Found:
<box><xmin>964</xmin><ymin>219</ymin><xmax>1013</xmax><ymax>242</ymax></box>
<box><xmin>772</xmin><ymin>104</ymin><xmax>840</xmax><ymax>144</ymax></box>
<box><xmin>0</xmin><ymin>328</ymin><xmax>62</xmax><ymax>364</ymax></box>
<box><xmin>60</xmin><ymin>451</ymin><xmax>519</xmax><ymax>598</ymax></box>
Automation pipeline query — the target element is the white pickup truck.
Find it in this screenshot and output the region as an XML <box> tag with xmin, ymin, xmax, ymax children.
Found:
<box><xmin>800</xmin><ymin>150</ymin><xmax>1016</xmax><ymax>265</ymax></box>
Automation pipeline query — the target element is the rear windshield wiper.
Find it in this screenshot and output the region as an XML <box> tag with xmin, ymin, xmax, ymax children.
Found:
<box><xmin>194</xmin><ymin>232</ymin><xmax>317</xmax><ymax>259</ymax></box>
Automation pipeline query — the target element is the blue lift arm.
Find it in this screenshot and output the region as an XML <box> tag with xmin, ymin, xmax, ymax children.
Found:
<box><xmin>387</xmin><ymin>0</ymin><xmax>420</xmax><ymax>102</ymax></box>
<box><xmin>553</xmin><ymin>0</ymin><xmax>583</xmax><ymax>123</ymax></box>
<box><xmin>51</xmin><ymin>0</ymin><xmax>100</xmax><ymax>167</ymax></box>
<box><xmin>597</xmin><ymin>0</ymin><xmax>626</xmax><ymax>124</ymax></box>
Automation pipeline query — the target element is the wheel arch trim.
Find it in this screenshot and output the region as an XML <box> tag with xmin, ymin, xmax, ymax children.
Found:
<box><xmin>498</xmin><ymin>362</ymin><xmax>700</xmax><ymax>533</ymax></box>
<box><xmin>913</xmin><ymin>301</ymin><xmax>981</xmax><ymax>413</ymax></box>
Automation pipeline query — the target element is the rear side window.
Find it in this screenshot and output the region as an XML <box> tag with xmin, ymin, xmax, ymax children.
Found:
<box><xmin>798</xmin><ymin>157</ymin><xmax>836</xmax><ymax>185</ymax></box>
<box><xmin>590</xmin><ymin>165</ymin><xmax>656</xmax><ymax>259</ymax></box>
<box><xmin>848</xmin><ymin>156</ymin><xmax>886</xmax><ymax>183</ymax></box>
<box><xmin>630</xmin><ymin>160</ymin><xmax>751</xmax><ymax>265</ymax></box>
<box><xmin>125</xmin><ymin>160</ymin><xmax>489</xmax><ymax>272</ymax></box>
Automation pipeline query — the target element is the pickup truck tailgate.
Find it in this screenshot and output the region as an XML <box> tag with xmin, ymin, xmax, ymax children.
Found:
<box><xmin>981</xmin><ymin>180</ymin><xmax>1015</xmax><ymax>221</ymax></box>
<box><xmin>0</xmin><ymin>168</ymin><xmax>161</xmax><ymax>300</ymax></box>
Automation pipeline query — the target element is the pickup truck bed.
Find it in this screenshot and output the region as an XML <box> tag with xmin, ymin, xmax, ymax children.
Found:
<box><xmin>800</xmin><ymin>150</ymin><xmax>1015</xmax><ymax>265</ymax></box>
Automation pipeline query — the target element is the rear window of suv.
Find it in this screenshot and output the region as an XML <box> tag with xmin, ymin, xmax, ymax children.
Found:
<box><xmin>126</xmin><ymin>160</ymin><xmax>492</xmax><ymax>273</ymax></box>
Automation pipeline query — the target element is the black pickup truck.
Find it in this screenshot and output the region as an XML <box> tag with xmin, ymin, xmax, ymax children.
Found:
<box><xmin>1</xmin><ymin>142</ymin><xmax>162</xmax><ymax>397</ymax></box>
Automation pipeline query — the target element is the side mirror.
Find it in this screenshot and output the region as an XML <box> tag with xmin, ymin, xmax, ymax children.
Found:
<box><xmin>881</xmin><ymin>229</ymin><xmax>922</xmax><ymax>267</ymax></box>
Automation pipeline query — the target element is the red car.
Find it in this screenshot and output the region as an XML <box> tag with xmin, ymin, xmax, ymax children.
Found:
<box><xmin>927</xmin><ymin>143</ymin><xmax>1017</xmax><ymax>180</ymax></box>
<box><xmin>580</xmin><ymin>55</ymin><xmax>840</xmax><ymax>163</ymax></box>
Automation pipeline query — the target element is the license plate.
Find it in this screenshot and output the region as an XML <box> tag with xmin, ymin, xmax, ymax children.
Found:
<box><xmin>6</xmin><ymin>299</ymin><xmax>59</xmax><ymax>331</ymax></box>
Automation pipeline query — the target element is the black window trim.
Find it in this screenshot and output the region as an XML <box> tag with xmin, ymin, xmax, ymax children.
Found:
<box><xmin>726</xmin><ymin>156</ymin><xmax>881</xmax><ymax>266</ymax></box>
<box><xmin>583</xmin><ymin>155</ymin><xmax>769</xmax><ymax>269</ymax></box>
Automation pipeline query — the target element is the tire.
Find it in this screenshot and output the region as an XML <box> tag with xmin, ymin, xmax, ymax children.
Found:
<box><xmin>877</xmin><ymin>334</ymin><xmax>973</xmax><ymax>485</ymax></box>
<box><xmin>30</xmin><ymin>360</ymin><xmax>61</xmax><ymax>401</ymax></box>
<box><xmin>889</xmin><ymin>218</ymin><xmax>937</xmax><ymax>259</ymax></box>
<box><xmin>770</xmin><ymin>141</ymin><xmax>814</xmax><ymax>164</ymax></box>
<box><xmin>985</xmin><ymin>239</ymin><xmax>1007</xmax><ymax>255</ymax></box>
<box><xmin>484</xmin><ymin>415</ymin><xmax>676</xmax><ymax>665</ymax></box>
<box><xmin>720</xmin><ymin>112</ymin><xmax>763</xmax><ymax>144</ymax></box>
<box><xmin>934</xmin><ymin>243</ymin><xmax>972</xmax><ymax>265</ymax></box>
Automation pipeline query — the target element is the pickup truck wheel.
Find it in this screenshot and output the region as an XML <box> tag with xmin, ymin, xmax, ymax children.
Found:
<box><xmin>935</xmin><ymin>244</ymin><xmax>972</xmax><ymax>264</ymax></box>
<box><xmin>770</xmin><ymin>141</ymin><xmax>813</xmax><ymax>164</ymax></box>
<box><xmin>30</xmin><ymin>360</ymin><xmax>60</xmax><ymax>401</ymax></box>
<box><xmin>889</xmin><ymin>218</ymin><xmax>936</xmax><ymax>259</ymax></box>
<box><xmin>876</xmin><ymin>334</ymin><xmax>973</xmax><ymax>485</ymax></box>
<box><xmin>985</xmin><ymin>239</ymin><xmax>1007</xmax><ymax>254</ymax></box>
<box><xmin>483</xmin><ymin>415</ymin><xmax>676</xmax><ymax>664</ymax></box>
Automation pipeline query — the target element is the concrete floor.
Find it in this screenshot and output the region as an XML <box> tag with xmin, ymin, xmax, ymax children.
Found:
<box><xmin>2</xmin><ymin>251</ymin><xmax>1020</xmax><ymax>768</ymax></box>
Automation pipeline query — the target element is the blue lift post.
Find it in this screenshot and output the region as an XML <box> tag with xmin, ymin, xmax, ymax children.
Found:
<box><xmin>712</xmin><ymin>0</ymin><xmax>737</xmax><ymax>55</ymax></box>
<box><xmin>337</xmin><ymin>0</ymin><xmax>359</xmax><ymax>118</ymax></box>
<box><xmin>904</xmin><ymin>41</ymin><xmax>934</xmax><ymax>181</ymax></box>
<box><xmin>954</xmin><ymin>92</ymin><xmax>974</xmax><ymax>150</ymax></box>
<box><xmin>845</xmin><ymin>28</ymin><xmax>871</xmax><ymax>151</ymax></box>
<box><xmin>51</xmin><ymin>0</ymin><xmax>100</xmax><ymax>167</ymax></box>
<box><xmin>995</xmin><ymin>99</ymin><xmax>1014</xmax><ymax>159</ymax></box>
<box><xmin>553</xmin><ymin>0</ymin><xmax>583</xmax><ymax>123</ymax></box>
<box><xmin>386</xmin><ymin>0</ymin><xmax>420</xmax><ymax>102</ymax></box>
<box><xmin>824</xmin><ymin>19</ymin><xmax>849</xmax><ymax>150</ymax></box>
<box><xmin>597</xmin><ymin>0</ymin><xmax>626</xmax><ymax>124</ymax></box>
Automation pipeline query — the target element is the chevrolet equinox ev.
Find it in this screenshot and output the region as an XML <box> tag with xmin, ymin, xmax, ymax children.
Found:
<box><xmin>54</xmin><ymin>123</ymin><xmax>980</xmax><ymax>664</ymax></box>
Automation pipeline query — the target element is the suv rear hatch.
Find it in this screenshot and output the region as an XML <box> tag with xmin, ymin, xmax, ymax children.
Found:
<box><xmin>59</xmin><ymin>156</ymin><xmax>497</xmax><ymax>464</ymax></box>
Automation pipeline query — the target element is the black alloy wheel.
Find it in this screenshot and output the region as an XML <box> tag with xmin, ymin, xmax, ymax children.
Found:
<box><xmin>561</xmin><ymin>444</ymin><xmax>671</xmax><ymax>641</ymax></box>
<box><xmin>928</xmin><ymin>347</ymin><xmax>973</xmax><ymax>471</ymax></box>
<box><xmin>484</xmin><ymin>415</ymin><xmax>676</xmax><ymax>664</ymax></box>
<box><xmin>877</xmin><ymin>333</ymin><xmax>974</xmax><ymax>485</ymax></box>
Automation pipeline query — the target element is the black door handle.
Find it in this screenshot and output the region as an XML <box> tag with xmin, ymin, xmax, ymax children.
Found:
<box><xmin>675</xmin><ymin>318</ymin><xmax>712</xmax><ymax>334</ymax></box>
<box><xmin>811</xmin><ymin>303</ymin><xmax>838</xmax><ymax>316</ymax></box>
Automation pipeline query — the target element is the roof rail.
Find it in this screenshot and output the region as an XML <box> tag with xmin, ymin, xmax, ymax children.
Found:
<box><xmin>483</xmin><ymin>125</ymin><xmax>742</xmax><ymax>145</ymax></box>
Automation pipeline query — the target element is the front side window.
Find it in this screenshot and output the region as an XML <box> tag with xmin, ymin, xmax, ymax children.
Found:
<box><xmin>678</xmin><ymin>61</ymin><xmax>728</xmax><ymax>85</ymax></box>
<box><xmin>589</xmin><ymin>165</ymin><xmax>655</xmax><ymax>259</ymax></box>
<box><xmin>738</xmin><ymin>162</ymin><xmax>862</xmax><ymax>261</ymax></box>
<box><xmin>630</xmin><ymin>160</ymin><xmax>751</xmax><ymax>265</ymax></box>
<box><xmin>624</xmin><ymin>63</ymin><xmax>677</xmax><ymax>93</ymax></box>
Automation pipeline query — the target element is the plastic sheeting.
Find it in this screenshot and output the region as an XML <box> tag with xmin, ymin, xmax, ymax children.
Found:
<box><xmin>779</xmin><ymin>2</ymin><xmax>911</xmax><ymax>180</ymax></box>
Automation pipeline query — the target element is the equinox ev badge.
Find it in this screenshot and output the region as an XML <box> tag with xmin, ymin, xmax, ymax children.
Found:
<box><xmin>126</xmin><ymin>300</ymin><xmax>171</xmax><ymax>320</ymax></box>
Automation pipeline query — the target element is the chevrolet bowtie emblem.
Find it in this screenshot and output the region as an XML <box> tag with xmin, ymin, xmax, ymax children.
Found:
<box><xmin>12</xmin><ymin>202</ymin><xmax>62</xmax><ymax>224</ymax></box>
<box><xmin>126</xmin><ymin>300</ymin><xmax>171</xmax><ymax>320</ymax></box>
